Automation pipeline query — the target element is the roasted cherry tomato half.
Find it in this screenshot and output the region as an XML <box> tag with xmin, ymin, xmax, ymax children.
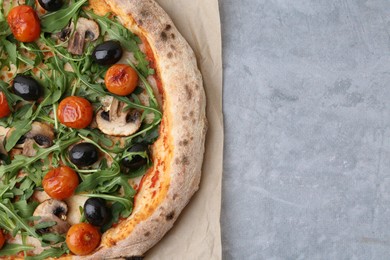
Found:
<box><xmin>69</xmin><ymin>143</ymin><xmax>99</xmax><ymax>167</ymax></box>
<box><xmin>92</xmin><ymin>40</ymin><xmax>123</xmax><ymax>66</ymax></box>
<box><xmin>104</xmin><ymin>64</ymin><xmax>138</xmax><ymax>96</ymax></box>
<box><xmin>38</xmin><ymin>0</ymin><xmax>63</xmax><ymax>12</ymax></box>
<box><xmin>84</xmin><ymin>198</ymin><xmax>110</xmax><ymax>226</ymax></box>
<box><xmin>13</xmin><ymin>75</ymin><xmax>42</xmax><ymax>101</ymax></box>
<box><xmin>0</xmin><ymin>230</ymin><xmax>5</xmax><ymax>250</ymax></box>
<box><xmin>57</xmin><ymin>96</ymin><xmax>93</xmax><ymax>129</ymax></box>
<box><xmin>42</xmin><ymin>166</ymin><xmax>79</xmax><ymax>200</ymax></box>
<box><xmin>66</xmin><ymin>223</ymin><xmax>101</xmax><ymax>256</ymax></box>
<box><xmin>0</xmin><ymin>92</ymin><xmax>11</xmax><ymax>118</ymax></box>
<box><xmin>7</xmin><ymin>5</ymin><xmax>41</xmax><ymax>42</ymax></box>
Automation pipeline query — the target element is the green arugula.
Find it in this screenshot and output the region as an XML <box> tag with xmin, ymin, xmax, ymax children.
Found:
<box><xmin>40</xmin><ymin>0</ymin><xmax>88</xmax><ymax>33</ymax></box>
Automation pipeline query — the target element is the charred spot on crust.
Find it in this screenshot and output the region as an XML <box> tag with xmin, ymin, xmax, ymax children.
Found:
<box><xmin>144</xmin><ymin>232</ymin><xmax>150</xmax><ymax>237</ymax></box>
<box><xmin>171</xmin><ymin>33</ymin><xmax>175</xmax><ymax>39</ymax></box>
<box><xmin>181</xmin><ymin>156</ymin><xmax>189</xmax><ymax>166</ymax></box>
<box><xmin>140</xmin><ymin>10</ymin><xmax>149</xmax><ymax>17</ymax></box>
<box><xmin>167</xmin><ymin>52</ymin><xmax>173</xmax><ymax>58</ymax></box>
<box><xmin>165</xmin><ymin>24</ymin><xmax>172</xmax><ymax>31</ymax></box>
<box><xmin>160</xmin><ymin>31</ymin><xmax>168</xmax><ymax>41</ymax></box>
<box><xmin>137</xmin><ymin>19</ymin><xmax>143</xmax><ymax>26</ymax></box>
<box><xmin>174</xmin><ymin>157</ymin><xmax>189</xmax><ymax>165</ymax></box>
<box><xmin>124</xmin><ymin>257</ymin><xmax>144</xmax><ymax>260</ymax></box>
<box><xmin>179</xmin><ymin>139</ymin><xmax>189</xmax><ymax>146</ymax></box>
<box><xmin>166</xmin><ymin>211</ymin><xmax>175</xmax><ymax>221</ymax></box>
<box><xmin>189</xmin><ymin>111</ymin><xmax>194</xmax><ymax>117</ymax></box>
<box><xmin>170</xmin><ymin>44</ymin><xmax>176</xmax><ymax>50</ymax></box>
<box><xmin>173</xmin><ymin>194</ymin><xmax>178</xmax><ymax>200</ymax></box>
<box><xmin>185</xmin><ymin>84</ymin><xmax>193</xmax><ymax>100</ymax></box>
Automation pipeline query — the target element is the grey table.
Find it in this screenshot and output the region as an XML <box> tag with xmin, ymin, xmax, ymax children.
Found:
<box><xmin>220</xmin><ymin>0</ymin><xmax>390</xmax><ymax>259</ymax></box>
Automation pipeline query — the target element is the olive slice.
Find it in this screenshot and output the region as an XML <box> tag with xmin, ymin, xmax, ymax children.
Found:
<box><xmin>92</xmin><ymin>41</ymin><xmax>123</xmax><ymax>66</ymax></box>
<box><xmin>13</xmin><ymin>75</ymin><xmax>42</xmax><ymax>101</ymax></box>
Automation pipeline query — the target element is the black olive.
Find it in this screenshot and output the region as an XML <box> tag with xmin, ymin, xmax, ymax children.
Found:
<box><xmin>38</xmin><ymin>0</ymin><xmax>63</xmax><ymax>12</ymax></box>
<box><xmin>92</xmin><ymin>41</ymin><xmax>123</xmax><ymax>66</ymax></box>
<box><xmin>13</xmin><ymin>75</ymin><xmax>42</xmax><ymax>101</ymax></box>
<box><xmin>122</xmin><ymin>143</ymin><xmax>149</xmax><ymax>171</ymax></box>
<box><xmin>84</xmin><ymin>198</ymin><xmax>109</xmax><ymax>226</ymax></box>
<box><xmin>69</xmin><ymin>143</ymin><xmax>99</xmax><ymax>167</ymax></box>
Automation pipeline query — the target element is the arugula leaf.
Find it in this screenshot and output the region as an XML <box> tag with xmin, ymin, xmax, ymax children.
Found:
<box><xmin>5</xmin><ymin>120</ymin><xmax>32</xmax><ymax>151</ymax></box>
<box><xmin>13</xmin><ymin>200</ymin><xmax>38</xmax><ymax>219</ymax></box>
<box><xmin>25</xmin><ymin>244</ymin><xmax>68</xmax><ymax>260</ymax></box>
<box><xmin>40</xmin><ymin>0</ymin><xmax>88</xmax><ymax>33</ymax></box>
<box><xmin>0</xmin><ymin>244</ymin><xmax>35</xmax><ymax>256</ymax></box>
<box><xmin>1</xmin><ymin>39</ymin><xmax>17</xmax><ymax>66</ymax></box>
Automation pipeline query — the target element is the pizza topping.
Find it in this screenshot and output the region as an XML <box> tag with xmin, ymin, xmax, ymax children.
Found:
<box><xmin>96</xmin><ymin>98</ymin><xmax>142</xmax><ymax>136</ymax></box>
<box><xmin>33</xmin><ymin>199</ymin><xmax>70</xmax><ymax>235</ymax></box>
<box><xmin>7</xmin><ymin>5</ymin><xmax>41</xmax><ymax>43</ymax></box>
<box><xmin>0</xmin><ymin>92</ymin><xmax>11</xmax><ymax>118</ymax></box>
<box><xmin>0</xmin><ymin>230</ymin><xmax>5</xmax><ymax>250</ymax></box>
<box><xmin>122</xmin><ymin>143</ymin><xmax>150</xmax><ymax>172</ymax></box>
<box><xmin>21</xmin><ymin>121</ymin><xmax>54</xmax><ymax>157</ymax></box>
<box><xmin>66</xmin><ymin>223</ymin><xmax>101</xmax><ymax>256</ymax></box>
<box><xmin>57</xmin><ymin>96</ymin><xmax>93</xmax><ymax>129</ymax></box>
<box><xmin>42</xmin><ymin>166</ymin><xmax>80</xmax><ymax>200</ymax></box>
<box><xmin>92</xmin><ymin>40</ymin><xmax>123</xmax><ymax>66</ymax></box>
<box><xmin>12</xmin><ymin>75</ymin><xmax>42</xmax><ymax>101</ymax></box>
<box><xmin>84</xmin><ymin>198</ymin><xmax>109</xmax><ymax>227</ymax></box>
<box><xmin>67</xmin><ymin>17</ymin><xmax>100</xmax><ymax>55</ymax></box>
<box><xmin>104</xmin><ymin>64</ymin><xmax>139</xmax><ymax>96</ymax></box>
<box><xmin>38</xmin><ymin>0</ymin><xmax>63</xmax><ymax>12</ymax></box>
<box><xmin>69</xmin><ymin>142</ymin><xmax>99</xmax><ymax>168</ymax></box>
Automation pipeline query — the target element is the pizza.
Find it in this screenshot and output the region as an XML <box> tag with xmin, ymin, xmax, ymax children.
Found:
<box><xmin>0</xmin><ymin>0</ymin><xmax>207</xmax><ymax>258</ymax></box>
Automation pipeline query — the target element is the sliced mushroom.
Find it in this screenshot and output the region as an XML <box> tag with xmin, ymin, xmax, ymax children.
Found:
<box><xmin>24</xmin><ymin>122</ymin><xmax>54</xmax><ymax>157</ymax></box>
<box><xmin>67</xmin><ymin>17</ymin><xmax>100</xmax><ymax>55</ymax></box>
<box><xmin>10</xmin><ymin>122</ymin><xmax>55</xmax><ymax>157</ymax></box>
<box><xmin>96</xmin><ymin>98</ymin><xmax>142</xmax><ymax>136</ymax></box>
<box><xmin>33</xmin><ymin>199</ymin><xmax>70</xmax><ymax>235</ymax></box>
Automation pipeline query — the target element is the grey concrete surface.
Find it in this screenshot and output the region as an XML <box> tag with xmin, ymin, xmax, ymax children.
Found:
<box><xmin>220</xmin><ymin>0</ymin><xmax>390</xmax><ymax>259</ymax></box>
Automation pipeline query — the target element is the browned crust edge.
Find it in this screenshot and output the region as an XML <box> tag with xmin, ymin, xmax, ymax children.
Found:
<box><xmin>74</xmin><ymin>0</ymin><xmax>207</xmax><ymax>259</ymax></box>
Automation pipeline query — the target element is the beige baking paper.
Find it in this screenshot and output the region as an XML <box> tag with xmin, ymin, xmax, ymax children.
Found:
<box><xmin>146</xmin><ymin>0</ymin><xmax>223</xmax><ymax>259</ymax></box>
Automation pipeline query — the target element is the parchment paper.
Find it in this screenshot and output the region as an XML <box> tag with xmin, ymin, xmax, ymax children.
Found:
<box><xmin>147</xmin><ymin>0</ymin><xmax>223</xmax><ymax>259</ymax></box>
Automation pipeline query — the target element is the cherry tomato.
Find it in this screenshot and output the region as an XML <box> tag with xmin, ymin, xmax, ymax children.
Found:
<box><xmin>0</xmin><ymin>92</ymin><xmax>11</xmax><ymax>118</ymax></box>
<box><xmin>66</xmin><ymin>223</ymin><xmax>101</xmax><ymax>256</ymax></box>
<box><xmin>57</xmin><ymin>96</ymin><xmax>93</xmax><ymax>129</ymax></box>
<box><xmin>7</xmin><ymin>5</ymin><xmax>41</xmax><ymax>42</ymax></box>
<box><xmin>42</xmin><ymin>166</ymin><xmax>79</xmax><ymax>200</ymax></box>
<box><xmin>0</xmin><ymin>230</ymin><xmax>5</xmax><ymax>249</ymax></box>
<box><xmin>104</xmin><ymin>64</ymin><xmax>138</xmax><ymax>96</ymax></box>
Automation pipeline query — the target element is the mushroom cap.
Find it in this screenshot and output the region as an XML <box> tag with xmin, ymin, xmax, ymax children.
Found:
<box><xmin>96</xmin><ymin>98</ymin><xmax>142</xmax><ymax>136</ymax></box>
<box><xmin>23</xmin><ymin>122</ymin><xmax>55</xmax><ymax>157</ymax></box>
<box><xmin>68</xmin><ymin>17</ymin><xmax>100</xmax><ymax>55</ymax></box>
<box><xmin>4</xmin><ymin>122</ymin><xmax>55</xmax><ymax>157</ymax></box>
<box><xmin>33</xmin><ymin>199</ymin><xmax>70</xmax><ymax>235</ymax></box>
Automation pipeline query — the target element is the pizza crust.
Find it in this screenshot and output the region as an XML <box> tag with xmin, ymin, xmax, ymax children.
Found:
<box><xmin>75</xmin><ymin>0</ymin><xmax>207</xmax><ymax>258</ymax></box>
